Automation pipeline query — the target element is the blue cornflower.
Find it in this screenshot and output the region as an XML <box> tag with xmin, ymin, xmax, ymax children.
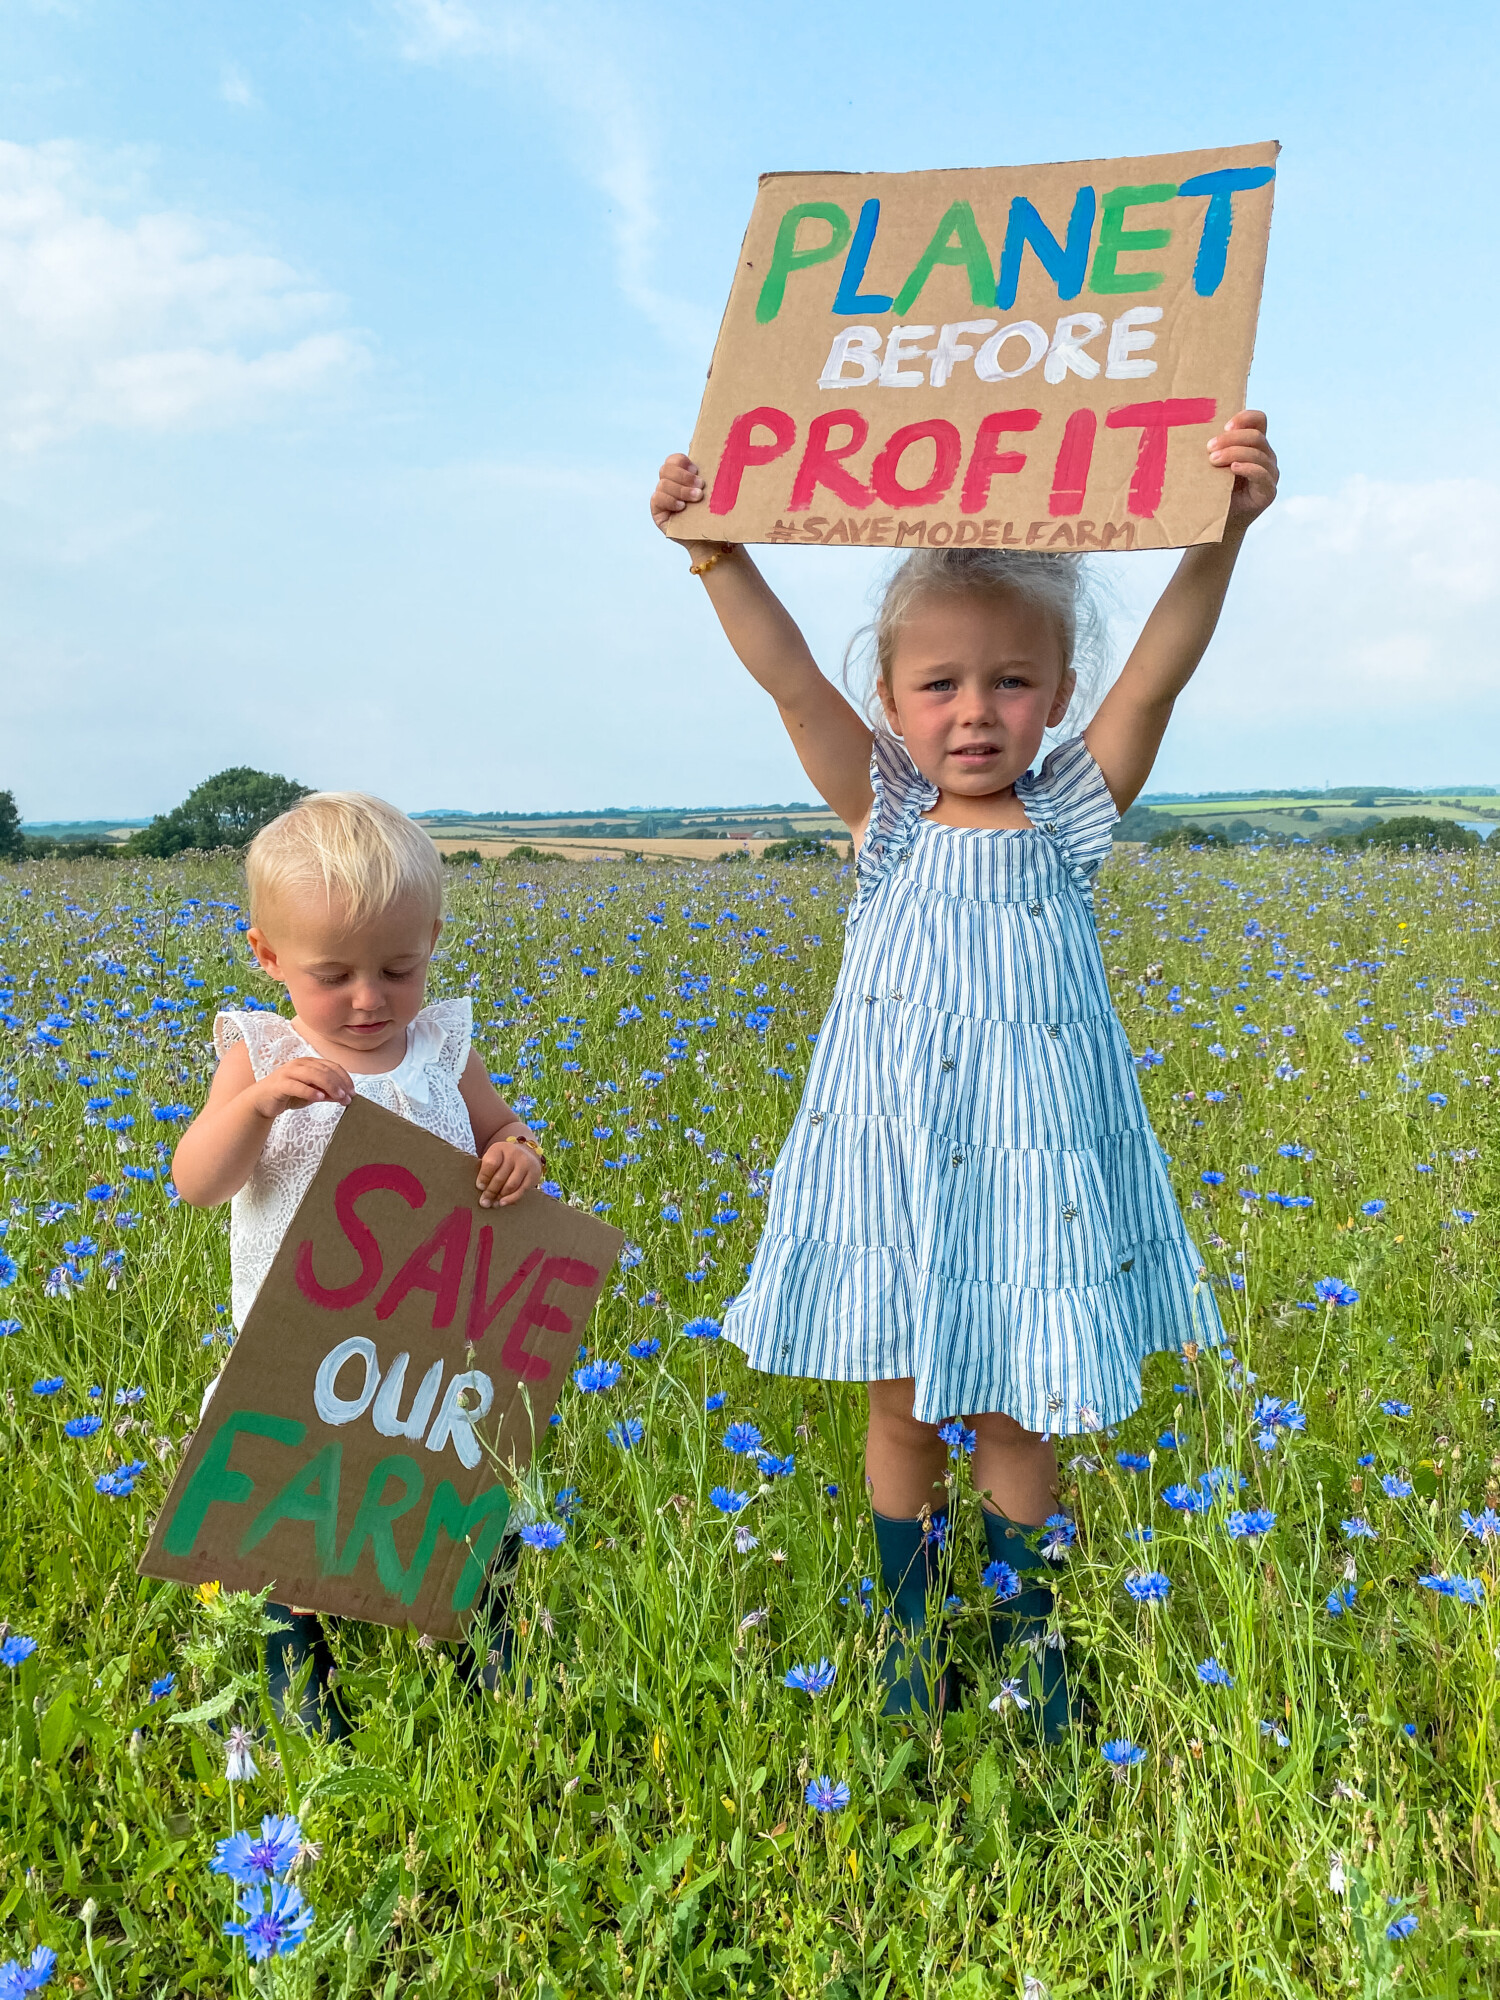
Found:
<box><xmin>31</xmin><ymin>1377</ymin><xmax>64</xmax><ymax>1397</ymax></box>
<box><xmin>1199</xmin><ymin>1466</ymin><xmax>1247</xmax><ymax>1498</ymax></box>
<box><xmin>64</xmin><ymin>1414</ymin><xmax>103</xmax><ymax>1439</ymax></box>
<box><xmin>1379</xmin><ymin>1400</ymin><xmax>1412</xmax><ymax>1417</ymax></box>
<box><xmin>704</xmin><ymin>1391</ymin><xmax>727</xmax><ymax>1412</ymax></box>
<box><xmin>1461</xmin><ymin>1508</ymin><xmax>1500</xmax><ymax>1542</ymax></box>
<box><xmin>722</xmin><ymin>1422</ymin><xmax>764</xmax><ymax>1455</ymax></box>
<box><xmin>519</xmin><ymin>1520</ymin><xmax>566</xmax><ymax>1551</ymax></box>
<box><xmin>1196</xmin><ymin>1658</ymin><xmax>1234</xmax><ymax>1687</ymax></box>
<box><xmin>1040</xmin><ymin>1514</ymin><xmax>1076</xmax><ymax>1561</ymax></box>
<box><xmin>1162</xmin><ymin>1484</ymin><xmax>1207</xmax><ymax>1514</ymax></box>
<box><xmin>1327</xmin><ymin>1583</ymin><xmax>1358</xmax><ymax>1616</ymax></box>
<box><xmin>553</xmin><ymin>1487</ymin><xmax>580</xmax><ymax>1521</ymax></box>
<box><xmin>1251</xmin><ymin>1395</ymin><xmax>1306</xmax><ymax>1436</ymax></box>
<box><xmin>757</xmin><ymin>1452</ymin><xmax>796</xmax><ymax>1479</ymax></box>
<box><xmin>804</xmin><ymin>1775</ymin><xmax>850</xmax><ymax>1813</ymax></box>
<box><xmin>148</xmin><ymin>1673</ymin><xmax>176</xmax><ymax>1702</ymax></box>
<box><xmin>1341</xmin><ymin>1517</ymin><xmax>1378</xmax><ymax>1540</ymax></box>
<box><xmin>1418</xmin><ymin>1575</ymin><xmax>1455</xmax><ymax>1597</ymax></box>
<box><xmin>0</xmin><ymin>1319</ymin><xmax>19</xmax><ymax>1336</ymax></box>
<box><xmin>938</xmin><ymin>1419</ymin><xmax>976</xmax><ymax>1456</ymax></box>
<box><xmin>1361</xmin><ymin>1199</ymin><xmax>1387</xmax><ymax>1216</ymax></box>
<box><xmin>1356</xmin><ymin>1453</ymin><xmax>1376</xmax><ymax>1467</ymax></box>
<box><xmin>682</xmin><ymin>1316</ymin><xmax>722</xmax><ymax>1341</ymax></box>
<box><xmin>1100</xmin><ymin>1739</ymin><xmax>1146</xmax><ymax>1771</ymax></box>
<box><xmin>1382</xmin><ymin>1474</ymin><xmax>1413</xmax><ymax>1499</ymax></box>
<box><xmin>1226</xmin><ymin>1508</ymin><xmax>1276</xmax><ymax>1541</ymax></box>
<box><xmin>660</xmin><ymin>1203</ymin><xmax>682</xmax><ymax>1223</ymax></box>
<box><xmin>1260</xmin><ymin>1720</ymin><xmax>1290</xmax><ymax>1747</ymax></box>
<box><xmin>1157</xmin><ymin>1432</ymin><xmax>1178</xmax><ymax>1450</ymax></box>
<box><xmin>211</xmin><ymin>1814</ymin><xmax>303</xmax><ymax>1887</ymax></box>
<box><xmin>1453</xmin><ymin>1577</ymin><xmax>1486</xmax><ymax>1605</ymax></box>
<box><xmin>784</xmin><ymin>1658</ymin><xmax>836</xmax><ymax>1696</ymax></box>
<box><xmin>1200</xmin><ymin>1170</ymin><xmax>1225</xmax><ymax>1187</ymax></box>
<box><xmin>1385</xmin><ymin>1913</ymin><xmax>1418</xmax><ymax>1942</ymax></box>
<box><xmin>573</xmin><ymin>1359</ymin><xmax>622</xmax><ymax>1393</ymax></box>
<box><xmin>0</xmin><ymin>1255</ymin><xmax>16</xmax><ymax>1289</ymax></box>
<box><xmin>710</xmin><ymin>1486</ymin><xmax>749</xmax><ymax>1514</ymax></box>
<box><xmin>1124</xmin><ymin>1571</ymin><xmax>1171</xmax><ymax>1604</ymax></box>
<box><xmin>982</xmin><ymin>1560</ymin><xmax>1022</xmax><ymax>1601</ymax></box>
<box><xmin>1</xmin><ymin>1635</ymin><xmax>37</xmax><ymax>1667</ymax></box>
<box><xmin>628</xmin><ymin>1337</ymin><xmax>661</xmax><ymax>1360</ymax></box>
<box><xmin>1427</xmin><ymin>1093</ymin><xmax>1447</xmax><ymax>1109</ymax></box>
<box><xmin>0</xmin><ymin>1946</ymin><xmax>56</xmax><ymax>1995</ymax></box>
<box><xmin>1115</xmin><ymin>1451</ymin><xmax>1151</xmax><ymax>1473</ymax></box>
<box><xmin>224</xmin><ymin>1881</ymin><xmax>316</xmax><ymax>1962</ymax></box>
<box><xmin>1314</xmin><ymin>1277</ymin><xmax>1359</xmax><ymax>1307</ymax></box>
<box><xmin>607</xmin><ymin>1418</ymin><xmax>645</xmax><ymax>1450</ymax></box>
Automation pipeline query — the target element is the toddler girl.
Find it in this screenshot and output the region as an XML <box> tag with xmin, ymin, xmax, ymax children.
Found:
<box><xmin>172</xmin><ymin>792</ymin><xmax>544</xmax><ymax>1730</ymax></box>
<box><xmin>652</xmin><ymin>414</ymin><xmax>1277</xmax><ymax>1731</ymax></box>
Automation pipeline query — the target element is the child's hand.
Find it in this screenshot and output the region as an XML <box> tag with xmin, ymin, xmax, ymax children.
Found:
<box><xmin>475</xmin><ymin>1137</ymin><xmax>544</xmax><ymax>1209</ymax></box>
<box><xmin>651</xmin><ymin>452</ymin><xmax>705</xmax><ymax>533</ymax></box>
<box><xmin>1209</xmin><ymin>410</ymin><xmax>1278</xmax><ymax>533</ymax></box>
<box><xmin>250</xmin><ymin>1057</ymin><xmax>354</xmax><ymax>1121</ymax></box>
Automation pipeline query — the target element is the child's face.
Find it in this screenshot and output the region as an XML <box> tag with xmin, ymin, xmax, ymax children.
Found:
<box><xmin>880</xmin><ymin>592</ymin><xmax>1074</xmax><ymax>801</ymax></box>
<box><xmin>247</xmin><ymin>890</ymin><xmax>442</xmax><ymax>1070</ymax></box>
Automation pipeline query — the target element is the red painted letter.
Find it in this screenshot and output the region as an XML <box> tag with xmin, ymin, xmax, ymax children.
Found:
<box><xmin>500</xmin><ymin>1256</ymin><xmax>600</xmax><ymax>1383</ymax></box>
<box><xmin>295</xmin><ymin>1163</ymin><xmax>426</xmax><ymax>1311</ymax></box>
<box><xmin>870</xmin><ymin>420</ymin><xmax>962</xmax><ymax>508</ymax></box>
<box><xmin>959</xmin><ymin>409</ymin><xmax>1041</xmax><ymax>514</ymax></box>
<box><xmin>708</xmin><ymin>407</ymin><xmax>797</xmax><ymax>514</ymax></box>
<box><xmin>1105</xmin><ymin>398</ymin><xmax>1216</xmax><ymax>518</ymax></box>
<box><xmin>374</xmin><ymin>1206</ymin><xmax>473</xmax><ymax>1329</ymax></box>
<box><xmin>790</xmin><ymin>410</ymin><xmax>873</xmax><ymax>511</ymax></box>
<box><xmin>1048</xmin><ymin>409</ymin><xmax>1097</xmax><ymax>516</ymax></box>
<box><xmin>464</xmin><ymin>1235</ymin><xmax>544</xmax><ymax>1345</ymax></box>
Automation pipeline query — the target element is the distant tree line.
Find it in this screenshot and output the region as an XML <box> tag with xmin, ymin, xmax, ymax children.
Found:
<box><xmin>1</xmin><ymin>768</ymin><xmax>309</xmax><ymax>861</ymax></box>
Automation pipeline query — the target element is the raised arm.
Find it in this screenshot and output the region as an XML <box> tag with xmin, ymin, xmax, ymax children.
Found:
<box><xmin>1085</xmin><ymin>412</ymin><xmax>1278</xmax><ymax>813</ymax></box>
<box><xmin>652</xmin><ymin>454</ymin><xmax>875</xmax><ymax>836</ymax></box>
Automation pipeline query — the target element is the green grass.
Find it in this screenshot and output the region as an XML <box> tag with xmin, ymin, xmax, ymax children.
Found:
<box><xmin>2</xmin><ymin>844</ymin><xmax>1500</xmax><ymax>1997</ymax></box>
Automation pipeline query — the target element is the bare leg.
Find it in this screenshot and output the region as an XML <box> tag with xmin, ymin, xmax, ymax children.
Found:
<box><xmin>968</xmin><ymin>1412</ymin><xmax>1059</xmax><ymax>1525</ymax></box>
<box><xmin>865</xmin><ymin>1378</ymin><xmax>948</xmax><ymax>1516</ymax></box>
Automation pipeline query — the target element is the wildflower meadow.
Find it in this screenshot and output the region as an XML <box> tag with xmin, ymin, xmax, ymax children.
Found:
<box><xmin>3</xmin><ymin>840</ymin><xmax>1499</xmax><ymax>1998</ymax></box>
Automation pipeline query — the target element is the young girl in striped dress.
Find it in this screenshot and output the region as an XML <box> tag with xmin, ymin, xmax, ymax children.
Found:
<box><xmin>651</xmin><ymin>413</ymin><xmax>1278</xmax><ymax>1732</ymax></box>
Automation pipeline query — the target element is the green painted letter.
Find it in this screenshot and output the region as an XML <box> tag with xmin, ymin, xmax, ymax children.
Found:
<box><xmin>756</xmin><ymin>203</ymin><xmax>852</xmax><ymax>324</ymax></box>
<box><xmin>335</xmin><ymin>1454</ymin><xmax>426</xmax><ymax>1595</ymax></box>
<box><xmin>893</xmin><ymin>202</ymin><xmax>996</xmax><ymax>315</ymax></box>
<box><xmin>400</xmin><ymin>1480</ymin><xmax>511</xmax><ymax>1612</ymax></box>
<box><xmin>162</xmin><ymin>1410</ymin><xmax>306</xmax><ymax>1557</ymax></box>
<box><xmin>239</xmin><ymin>1443</ymin><xmax>343</xmax><ymax>1574</ymax></box>
<box><xmin>1089</xmin><ymin>184</ymin><xmax>1176</xmax><ymax>294</ymax></box>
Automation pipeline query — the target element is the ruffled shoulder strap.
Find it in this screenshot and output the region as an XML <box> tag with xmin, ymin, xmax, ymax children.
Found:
<box><xmin>213</xmin><ymin>1008</ymin><xmax>307</xmax><ymax>1079</ymax></box>
<box><xmin>411</xmin><ymin>997</ymin><xmax>472</xmax><ymax>1078</ymax></box>
<box><xmin>854</xmin><ymin>734</ymin><xmax>938</xmax><ymax>907</ymax></box>
<box><xmin>1019</xmin><ymin>736</ymin><xmax>1119</xmax><ymax>882</ymax></box>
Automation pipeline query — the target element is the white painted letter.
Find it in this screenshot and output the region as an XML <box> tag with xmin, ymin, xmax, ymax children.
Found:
<box><xmin>1044</xmin><ymin>313</ymin><xmax>1106</xmax><ymax>385</ymax></box>
<box><xmin>879</xmin><ymin>325</ymin><xmax>936</xmax><ymax>388</ymax></box>
<box><xmin>818</xmin><ymin>327</ymin><xmax>883</xmax><ymax>389</ymax></box>
<box><xmin>372</xmin><ymin>1352</ymin><xmax>444</xmax><ymax>1440</ymax></box>
<box><xmin>973</xmin><ymin>320</ymin><xmax>1049</xmax><ymax>382</ymax></box>
<box><xmin>314</xmin><ymin>1337</ymin><xmax>381</xmax><ymax>1426</ymax></box>
<box><xmin>424</xmin><ymin>1370</ymin><xmax>495</xmax><ymax>1469</ymax></box>
<box><xmin>1106</xmin><ymin>306</ymin><xmax>1162</xmax><ymax>379</ymax></box>
<box><xmin>928</xmin><ymin>319</ymin><xmax>998</xmax><ymax>388</ymax></box>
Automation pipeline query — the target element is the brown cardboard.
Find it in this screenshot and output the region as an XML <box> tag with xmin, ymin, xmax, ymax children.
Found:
<box><xmin>140</xmin><ymin>1098</ymin><xmax>623</xmax><ymax>1639</ymax></box>
<box><xmin>666</xmin><ymin>144</ymin><xmax>1277</xmax><ymax>554</ymax></box>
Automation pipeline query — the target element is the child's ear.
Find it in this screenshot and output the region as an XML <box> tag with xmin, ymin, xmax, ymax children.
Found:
<box><xmin>246</xmin><ymin>927</ymin><xmax>287</xmax><ymax>985</ymax></box>
<box><xmin>877</xmin><ymin>679</ymin><xmax>903</xmax><ymax>738</ymax></box>
<box><xmin>1047</xmin><ymin>668</ymin><xmax>1077</xmax><ymax>730</ymax></box>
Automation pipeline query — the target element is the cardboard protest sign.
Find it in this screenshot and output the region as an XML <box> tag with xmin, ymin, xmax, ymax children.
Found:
<box><xmin>668</xmin><ymin>142</ymin><xmax>1277</xmax><ymax>555</ymax></box>
<box><xmin>141</xmin><ymin>1098</ymin><xmax>622</xmax><ymax>1640</ymax></box>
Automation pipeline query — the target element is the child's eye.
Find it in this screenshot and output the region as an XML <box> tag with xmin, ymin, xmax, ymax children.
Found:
<box><xmin>385</xmin><ymin>965</ymin><xmax>421</xmax><ymax>981</ymax></box>
<box><xmin>316</xmin><ymin>973</ymin><xmax>349</xmax><ymax>988</ymax></box>
<box><xmin>922</xmin><ymin>678</ymin><xmax>955</xmax><ymax>692</ymax></box>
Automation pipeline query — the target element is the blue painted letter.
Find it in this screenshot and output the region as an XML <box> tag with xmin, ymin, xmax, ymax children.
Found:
<box><xmin>1177</xmin><ymin>167</ymin><xmax>1276</xmax><ymax>297</ymax></box>
<box><xmin>833</xmin><ymin>200</ymin><xmax>894</xmax><ymax>315</ymax></box>
<box><xmin>996</xmin><ymin>189</ymin><xmax>1096</xmax><ymax>310</ymax></box>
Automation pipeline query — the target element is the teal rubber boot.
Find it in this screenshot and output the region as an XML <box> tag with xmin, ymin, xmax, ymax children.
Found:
<box><xmin>265</xmin><ymin>1605</ymin><xmax>350</xmax><ymax>1742</ymax></box>
<box><xmin>980</xmin><ymin>1511</ymin><xmax>1073</xmax><ymax>1743</ymax></box>
<box><xmin>872</xmin><ymin>1510</ymin><xmax>956</xmax><ymax>1716</ymax></box>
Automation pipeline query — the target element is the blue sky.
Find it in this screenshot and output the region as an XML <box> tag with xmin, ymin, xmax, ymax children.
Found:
<box><xmin>3</xmin><ymin>0</ymin><xmax>1496</xmax><ymax>820</ymax></box>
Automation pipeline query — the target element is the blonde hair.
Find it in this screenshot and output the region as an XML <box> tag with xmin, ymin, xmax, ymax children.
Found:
<box><xmin>246</xmin><ymin>791</ymin><xmax>443</xmax><ymax>930</ymax></box>
<box><xmin>847</xmin><ymin>548</ymin><xmax>1113</xmax><ymax>738</ymax></box>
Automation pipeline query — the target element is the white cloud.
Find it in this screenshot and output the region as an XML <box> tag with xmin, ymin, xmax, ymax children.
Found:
<box><xmin>393</xmin><ymin>1</ymin><xmax>716</xmax><ymax>354</ymax></box>
<box><xmin>0</xmin><ymin>141</ymin><xmax>367</xmax><ymax>447</ymax></box>
<box><xmin>219</xmin><ymin>64</ymin><xmax>258</xmax><ymax>110</ymax></box>
<box><xmin>1118</xmin><ymin>474</ymin><xmax>1500</xmax><ymax>788</ymax></box>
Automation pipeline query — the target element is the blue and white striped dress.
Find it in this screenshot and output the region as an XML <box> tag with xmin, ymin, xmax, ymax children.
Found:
<box><xmin>724</xmin><ymin>733</ymin><xmax>1221</xmax><ymax>1434</ymax></box>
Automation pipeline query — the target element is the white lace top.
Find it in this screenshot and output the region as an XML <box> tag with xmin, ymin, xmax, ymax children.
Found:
<box><xmin>214</xmin><ymin>998</ymin><xmax>477</xmax><ymax>1330</ymax></box>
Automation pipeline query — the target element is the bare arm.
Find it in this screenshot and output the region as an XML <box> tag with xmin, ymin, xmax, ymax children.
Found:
<box><xmin>459</xmin><ymin>1051</ymin><xmax>545</xmax><ymax>1209</ymax></box>
<box><xmin>652</xmin><ymin>454</ymin><xmax>875</xmax><ymax>837</ymax></box>
<box><xmin>171</xmin><ymin>1040</ymin><xmax>354</xmax><ymax>1207</ymax></box>
<box><xmin>1085</xmin><ymin>412</ymin><xmax>1278</xmax><ymax>813</ymax></box>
